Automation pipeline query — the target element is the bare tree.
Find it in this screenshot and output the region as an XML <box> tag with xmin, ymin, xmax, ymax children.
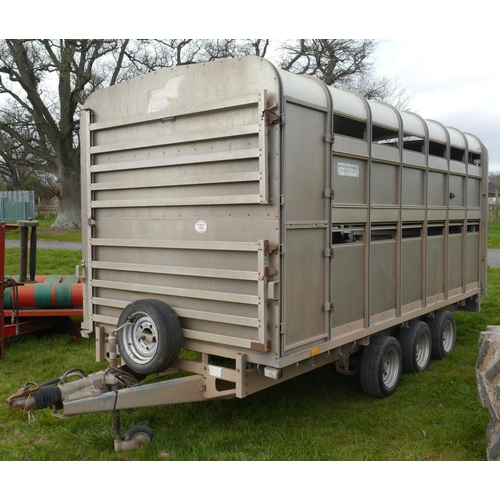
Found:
<box><xmin>128</xmin><ymin>39</ymin><xmax>271</xmax><ymax>73</ymax></box>
<box><xmin>337</xmin><ymin>73</ymin><xmax>416</xmax><ymax>111</ymax></box>
<box><xmin>277</xmin><ymin>39</ymin><xmax>376</xmax><ymax>86</ymax></box>
<box><xmin>0</xmin><ymin>102</ymin><xmax>52</xmax><ymax>191</ymax></box>
<box><xmin>0</xmin><ymin>39</ymin><xmax>142</xmax><ymax>228</ymax></box>
<box><xmin>0</xmin><ymin>150</ymin><xmax>34</xmax><ymax>191</ymax></box>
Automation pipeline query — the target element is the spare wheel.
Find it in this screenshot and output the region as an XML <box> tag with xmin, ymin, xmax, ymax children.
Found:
<box><xmin>117</xmin><ymin>299</ymin><xmax>182</xmax><ymax>376</ymax></box>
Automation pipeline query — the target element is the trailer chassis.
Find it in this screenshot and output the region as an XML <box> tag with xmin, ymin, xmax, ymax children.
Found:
<box><xmin>6</xmin><ymin>327</ymin><xmax>358</xmax><ymax>450</ymax></box>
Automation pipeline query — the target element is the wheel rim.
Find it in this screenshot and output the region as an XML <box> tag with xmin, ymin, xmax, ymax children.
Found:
<box><xmin>121</xmin><ymin>311</ymin><xmax>158</xmax><ymax>365</ymax></box>
<box><xmin>415</xmin><ymin>331</ymin><xmax>431</xmax><ymax>368</ymax></box>
<box><xmin>382</xmin><ymin>348</ymin><xmax>400</xmax><ymax>389</ymax></box>
<box><xmin>132</xmin><ymin>431</ymin><xmax>151</xmax><ymax>443</ymax></box>
<box><xmin>442</xmin><ymin>319</ymin><xmax>454</xmax><ymax>353</ymax></box>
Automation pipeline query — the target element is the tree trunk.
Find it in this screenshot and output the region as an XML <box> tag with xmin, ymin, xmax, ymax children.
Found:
<box><xmin>53</xmin><ymin>168</ymin><xmax>81</xmax><ymax>230</ymax></box>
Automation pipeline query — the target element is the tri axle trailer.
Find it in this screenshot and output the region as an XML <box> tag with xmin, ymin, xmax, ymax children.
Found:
<box><xmin>7</xmin><ymin>56</ymin><xmax>488</xmax><ymax>450</ymax></box>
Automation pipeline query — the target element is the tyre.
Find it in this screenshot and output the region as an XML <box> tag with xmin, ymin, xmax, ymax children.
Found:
<box><xmin>117</xmin><ymin>299</ymin><xmax>182</xmax><ymax>376</ymax></box>
<box><xmin>360</xmin><ymin>335</ymin><xmax>402</xmax><ymax>398</ymax></box>
<box><xmin>427</xmin><ymin>309</ymin><xmax>456</xmax><ymax>360</ymax></box>
<box><xmin>486</xmin><ymin>417</ymin><xmax>500</xmax><ymax>461</ymax></box>
<box><xmin>124</xmin><ymin>425</ymin><xmax>154</xmax><ymax>444</ymax></box>
<box><xmin>477</xmin><ymin>328</ymin><xmax>500</xmax><ymax>461</ymax></box>
<box><xmin>398</xmin><ymin>321</ymin><xmax>432</xmax><ymax>374</ymax></box>
<box><xmin>476</xmin><ymin>328</ymin><xmax>500</xmax><ymax>421</ymax></box>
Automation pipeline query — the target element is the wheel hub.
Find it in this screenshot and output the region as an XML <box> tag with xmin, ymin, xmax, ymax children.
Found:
<box><xmin>415</xmin><ymin>333</ymin><xmax>431</xmax><ymax>368</ymax></box>
<box><xmin>442</xmin><ymin>320</ymin><xmax>453</xmax><ymax>353</ymax></box>
<box><xmin>382</xmin><ymin>349</ymin><xmax>399</xmax><ymax>389</ymax></box>
<box><xmin>123</xmin><ymin>313</ymin><xmax>159</xmax><ymax>364</ymax></box>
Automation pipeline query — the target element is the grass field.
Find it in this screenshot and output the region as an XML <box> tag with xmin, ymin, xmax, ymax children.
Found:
<box><xmin>0</xmin><ymin>223</ymin><xmax>496</xmax><ymax>462</ymax></box>
<box><xmin>488</xmin><ymin>213</ymin><xmax>500</xmax><ymax>248</ymax></box>
<box><xmin>5</xmin><ymin>216</ymin><xmax>81</xmax><ymax>242</ymax></box>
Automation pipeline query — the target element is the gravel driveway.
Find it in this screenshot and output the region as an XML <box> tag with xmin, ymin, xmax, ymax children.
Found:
<box><xmin>4</xmin><ymin>240</ymin><xmax>82</xmax><ymax>251</ymax></box>
<box><xmin>488</xmin><ymin>249</ymin><xmax>500</xmax><ymax>268</ymax></box>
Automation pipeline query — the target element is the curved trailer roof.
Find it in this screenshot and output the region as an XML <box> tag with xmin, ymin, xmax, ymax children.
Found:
<box><xmin>84</xmin><ymin>55</ymin><xmax>486</xmax><ymax>163</ymax></box>
<box><xmin>273</xmin><ymin>57</ymin><xmax>487</xmax><ymax>162</ymax></box>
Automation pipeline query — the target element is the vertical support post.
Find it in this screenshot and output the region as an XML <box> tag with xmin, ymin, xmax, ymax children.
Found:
<box><xmin>394</xmin><ymin>106</ymin><xmax>404</xmax><ymax>319</ymax></box>
<box><xmin>235</xmin><ymin>352</ymin><xmax>247</xmax><ymax>399</ymax></box>
<box><xmin>17</xmin><ymin>220</ymin><xmax>39</xmax><ymax>283</ymax></box>
<box><xmin>30</xmin><ymin>224</ymin><xmax>37</xmax><ymax>282</ymax></box>
<box><xmin>108</xmin><ymin>331</ymin><xmax>122</xmax><ymax>440</ymax></box>
<box><xmin>0</xmin><ymin>222</ymin><xmax>5</xmax><ymax>360</ymax></box>
<box><xmin>19</xmin><ymin>225</ymin><xmax>28</xmax><ymax>282</ymax></box>
<box><xmin>80</xmin><ymin>109</ymin><xmax>94</xmax><ymax>335</ymax></box>
<box><xmin>259</xmin><ymin>90</ymin><xmax>270</xmax><ymax>204</ymax></box>
<box><xmin>257</xmin><ymin>240</ymin><xmax>269</xmax><ymax>351</ymax></box>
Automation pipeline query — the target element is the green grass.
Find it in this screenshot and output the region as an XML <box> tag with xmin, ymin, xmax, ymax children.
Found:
<box><xmin>4</xmin><ymin>248</ymin><xmax>82</xmax><ymax>277</ymax></box>
<box><xmin>0</xmin><ymin>226</ymin><xmax>497</xmax><ymax>461</ymax></box>
<box><xmin>5</xmin><ymin>216</ymin><xmax>81</xmax><ymax>243</ymax></box>
<box><xmin>488</xmin><ymin>214</ymin><xmax>500</xmax><ymax>248</ymax></box>
<box><xmin>0</xmin><ymin>312</ymin><xmax>492</xmax><ymax>460</ymax></box>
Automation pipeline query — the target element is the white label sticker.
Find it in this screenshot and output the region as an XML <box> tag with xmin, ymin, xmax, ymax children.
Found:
<box><xmin>195</xmin><ymin>220</ymin><xmax>207</xmax><ymax>233</ymax></box>
<box><xmin>208</xmin><ymin>365</ymin><xmax>223</xmax><ymax>378</ymax></box>
<box><xmin>338</xmin><ymin>163</ymin><xmax>359</xmax><ymax>178</ymax></box>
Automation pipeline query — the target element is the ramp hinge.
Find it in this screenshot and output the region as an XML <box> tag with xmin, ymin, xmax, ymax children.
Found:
<box><xmin>280</xmin><ymin>244</ymin><xmax>285</xmax><ymax>255</ymax></box>
<box><xmin>280</xmin><ymin>194</ymin><xmax>285</xmax><ymax>206</ymax></box>
<box><xmin>262</xmin><ymin>100</ymin><xmax>281</xmax><ymax>125</ymax></box>
<box><xmin>324</xmin><ymin>189</ymin><xmax>334</xmax><ymax>199</ymax></box>
<box><xmin>87</xmin><ymin>218</ymin><xmax>96</xmax><ymax>227</ymax></box>
<box><xmin>324</xmin><ymin>302</ymin><xmax>334</xmax><ymax>312</ymax></box>
<box><xmin>325</xmin><ymin>248</ymin><xmax>334</xmax><ymax>258</ymax></box>
<box><xmin>325</xmin><ymin>134</ymin><xmax>335</xmax><ymax>144</ymax></box>
<box><xmin>264</xmin><ymin>240</ymin><xmax>278</xmax><ymax>255</ymax></box>
<box><xmin>279</xmin><ymin>323</ymin><xmax>286</xmax><ymax>335</ymax></box>
<box><xmin>264</xmin><ymin>266</ymin><xmax>277</xmax><ymax>277</ymax></box>
<box><xmin>266</xmin><ymin>99</ymin><xmax>278</xmax><ymax>109</ymax></box>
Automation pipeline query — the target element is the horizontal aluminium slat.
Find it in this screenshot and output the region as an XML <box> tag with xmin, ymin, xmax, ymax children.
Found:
<box><xmin>90</xmin><ymin>148</ymin><xmax>260</xmax><ymax>174</ymax></box>
<box><xmin>91</xmin><ymin>238</ymin><xmax>259</xmax><ymax>252</ymax></box>
<box><xmin>91</xmin><ymin>171</ymin><xmax>261</xmax><ymax>192</ymax></box>
<box><xmin>89</xmin><ymin>93</ymin><xmax>262</xmax><ymax>132</ymax></box>
<box><xmin>92</xmin><ymin>297</ymin><xmax>259</xmax><ymax>328</ymax></box>
<box><xmin>91</xmin><ymin>194</ymin><xmax>262</xmax><ymax>208</ymax></box>
<box><xmin>93</xmin><ymin>314</ymin><xmax>118</xmax><ymax>326</ymax></box>
<box><xmin>91</xmin><ymin>261</ymin><xmax>259</xmax><ymax>281</ymax></box>
<box><xmin>182</xmin><ymin>329</ymin><xmax>258</xmax><ymax>349</ymax></box>
<box><xmin>89</xmin><ymin>325</ymin><xmax>259</xmax><ymax>351</ymax></box>
<box><xmin>90</xmin><ymin>124</ymin><xmax>260</xmax><ymax>155</ymax></box>
<box><xmin>91</xmin><ymin>279</ymin><xmax>260</xmax><ymax>305</ymax></box>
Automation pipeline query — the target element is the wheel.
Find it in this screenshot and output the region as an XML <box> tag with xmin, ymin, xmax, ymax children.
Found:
<box><xmin>360</xmin><ymin>335</ymin><xmax>402</xmax><ymax>398</ymax></box>
<box><xmin>486</xmin><ymin>418</ymin><xmax>500</xmax><ymax>461</ymax></box>
<box><xmin>398</xmin><ymin>321</ymin><xmax>432</xmax><ymax>373</ymax></box>
<box><xmin>486</xmin><ymin>417</ymin><xmax>500</xmax><ymax>461</ymax></box>
<box><xmin>476</xmin><ymin>328</ymin><xmax>500</xmax><ymax>420</ymax></box>
<box><xmin>124</xmin><ymin>425</ymin><xmax>154</xmax><ymax>444</ymax></box>
<box><xmin>117</xmin><ymin>299</ymin><xmax>182</xmax><ymax>375</ymax></box>
<box><xmin>477</xmin><ymin>328</ymin><xmax>500</xmax><ymax>460</ymax></box>
<box><xmin>428</xmin><ymin>310</ymin><xmax>456</xmax><ymax>360</ymax></box>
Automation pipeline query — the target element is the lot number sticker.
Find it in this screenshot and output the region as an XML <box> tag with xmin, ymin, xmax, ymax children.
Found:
<box><xmin>195</xmin><ymin>220</ymin><xmax>208</xmax><ymax>233</ymax></box>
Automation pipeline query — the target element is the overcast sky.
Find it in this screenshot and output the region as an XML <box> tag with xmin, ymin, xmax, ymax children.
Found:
<box><xmin>371</xmin><ymin>39</ymin><xmax>499</xmax><ymax>172</ymax></box>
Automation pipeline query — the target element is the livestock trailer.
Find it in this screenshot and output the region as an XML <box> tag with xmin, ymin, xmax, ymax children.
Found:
<box><xmin>7</xmin><ymin>56</ymin><xmax>488</xmax><ymax>449</ymax></box>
